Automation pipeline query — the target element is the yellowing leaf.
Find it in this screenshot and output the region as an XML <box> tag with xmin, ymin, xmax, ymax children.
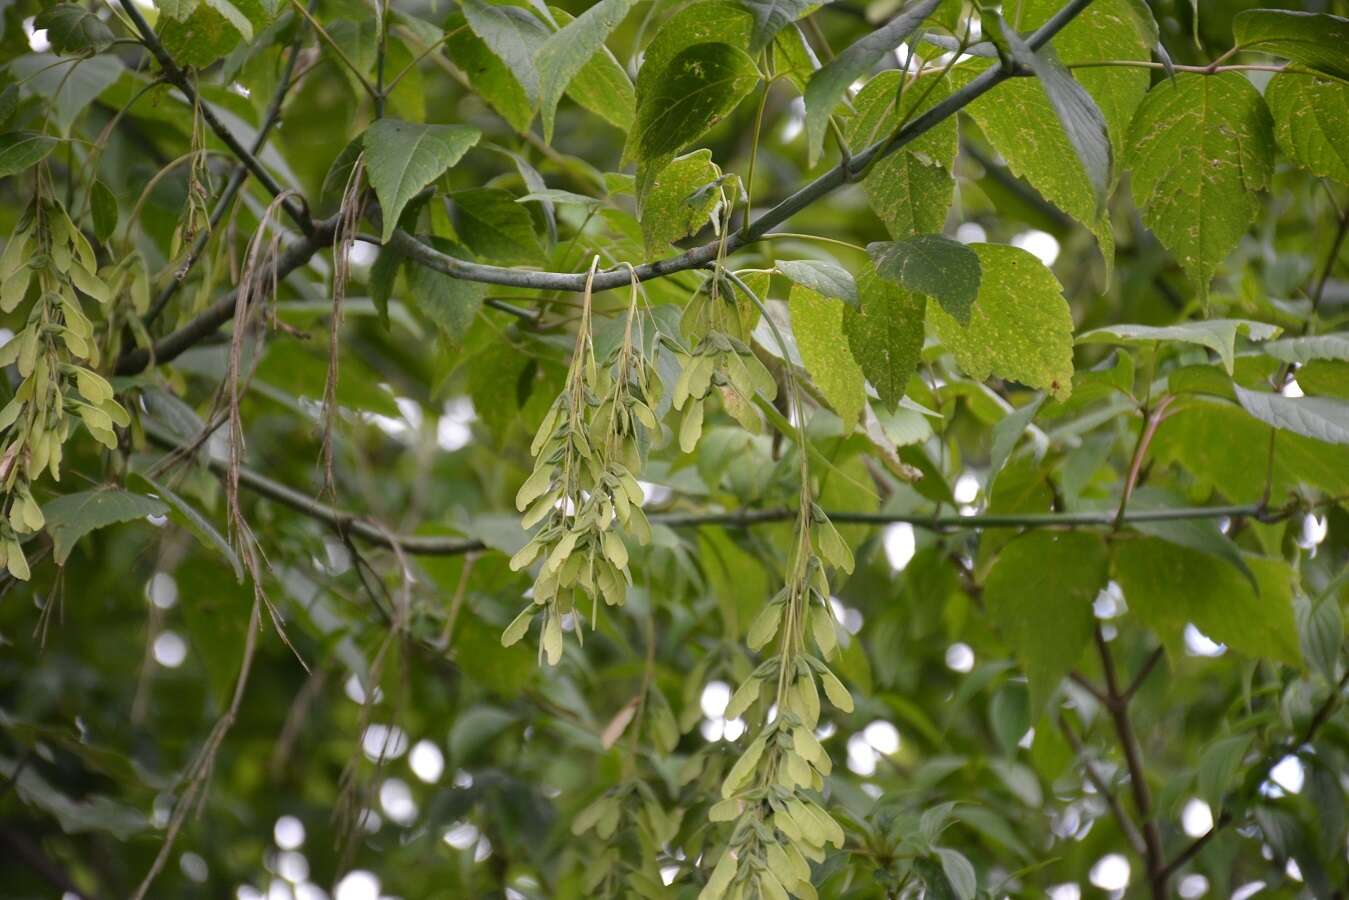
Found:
<box><xmin>789</xmin><ymin>284</ymin><xmax>866</xmax><ymax>428</ymax></box>
<box><xmin>1126</xmin><ymin>73</ymin><xmax>1274</xmax><ymax>302</ymax></box>
<box><xmin>928</xmin><ymin>244</ymin><xmax>1075</xmax><ymax>400</ymax></box>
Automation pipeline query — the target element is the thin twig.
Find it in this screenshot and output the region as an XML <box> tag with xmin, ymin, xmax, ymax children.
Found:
<box><xmin>1095</xmin><ymin>627</ymin><xmax>1166</xmax><ymax>899</ymax></box>
<box><xmin>141</xmin><ymin>420</ymin><xmax>1306</xmax><ymax>557</ymax></box>
<box><xmin>1060</xmin><ymin>715</ymin><xmax>1147</xmax><ymax>857</ymax></box>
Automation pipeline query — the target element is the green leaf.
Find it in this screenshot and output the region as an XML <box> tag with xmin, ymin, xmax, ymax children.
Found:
<box><xmin>449</xmin><ymin>705</ymin><xmax>519</xmax><ymax>764</ymax></box>
<box><xmin>984</xmin><ymin>532</ymin><xmax>1108</xmax><ymax>718</ymax></box>
<box><xmin>446</xmin><ymin>12</ymin><xmax>536</xmax><ymax>133</ymax></box>
<box><xmin>1152</xmin><ymin>398</ymin><xmax>1349</xmax><ymax>502</ymax></box>
<box><xmin>89</xmin><ymin>179</ymin><xmax>117</xmax><ymax>242</ymax></box>
<box><xmin>777</xmin><ymin>259</ymin><xmax>857</xmax><ymax>307</ymax></box>
<box><xmin>363</xmin><ymin>119</ymin><xmax>481</xmax><ymax>243</ymax></box>
<box><xmin>802</xmin><ymin>0</ymin><xmax>941</xmax><ymax>166</ymax></box>
<box><xmin>1130</xmin><ymin>512</ymin><xmax>1255</xmax><ymax>592</ymax></box>
<box><xmin>1232</xmin><ymin>9</ymin><xmax>1349</xmax><ymax>82</ymax></box>
<box><xmin>846</xmin><ymin>70</ymin><xmax>956</xmax><ymax>238</ymax></box>
<box><xmin>404</xmin><ymin>253</ymin><xmax>486</xmax><ymax>350</ymax></box>
<box><xmin>1126</xmin><ymin>73</ymin><xmax>1274</xmax><ymax>302</ymax></box>
<box><xmin>843</xmin><ymin>267</ymin><xmax>925</xmax><ymax>409</ymax></box>
<box><xmin>34</xmin><ymin>4</ymin><xmax>115</xmax><ymax>55</ymax></box>
<box><xmin>1265</xmin><ymin>73</ymin><xmax>1349</xmax><ymax>185</ymax></box>
<box><xmin>987</xmin><ymin>394</ymin><xmax>1046</xmax><ymax>485</ymax></box>
<box><xmin>954</xmin><ymin>56</ymin><xmax>1115</xmax><ymax>272</ymax></box>
<box><xmin>635</xmin><ymin>41</ymin><xmax>759</xmax><ymax>163</ymax></box>
<box><xmin>158</xmin><ymin>0</ymin><xmax>258</xmax><ymax>68</ymax></box>
<box><xmin>10</xmin><ymin>54</ymin><xmax>122</xmax><ymax>136</ymax></box>
<box><xmin>868</xmin><ymin>235</ymin><xmax>981</xmax><ymax>325</ymax></box>
<box><xmin>929</xmin><ymin>243</ymin><xmax>1075</xmax><ymax>401</ymax></box>
<box><xmin>741</xmin><ymin>0</ymin><xmax>816</xmax><ymax>52</ymax></box>
<box><xmin>789</xmin><ymin>284</ymin><xmax>867</xmax><ymax>428</ymax></box>
<box><xmin>640</xmin><ymin>149</ymin><xmax>722</xmax><ymax>254</ymax></box>
<box><xmin>1008</xmin><ymin>0</ymin><xmax>1151</xmax><ymax>173</ymax></box>
<box><xmin>549</xmin><ymin>7</ymin><xmax>636</xmax><ymax>136</ymax></box>
<box><xmin>42</xmin><ymin>490</ymin><xmax>168</xmax><ymax>565</ymax></box>
<box><xmin>1078</xmin><ymin>319</ymin><xmax>1281</xmax><ymax>375</ymax></box>
<box><xmin>536</xmin><ymin>0</ymin><xmax>636</xmax><ymax>142</ymax></box>
<box><xmin>1298</xmin><ymin>596</ymin><xmax>1343</xmax><ymax>685</ymax></box>
<box><xmin>999</xmin><ymin>18</ymin><xmax>1111</xmax><ymax>210</ymax></box>
<box><xmin>934</xmin><ymin>847</ymin><xmax>978</xmax><ymax>900</ymax></box>
<box><xmin>516</xmin><ymin>189</ymin><xmax>602</xmax><ymax>209</ymax></box>
<box><xmin>0</xmin><ymin>132</ymin><xmax>59</xmax><ymax>177</ymax></box>
<box><xmin>201</xmin><ymin>0</ymin><xmax>254</xmax><ymax>41</ymax></box>
<box><xmin>1113</xmin><ymin>537</ymin><xmax>1301</xmax><ymax>665</ymax></box>
<box><xmin>129</xmin><ymin>470</ymin><xmax>243</xmax><ymax>582</ymax></box>
<box><xmin>463</xmin><ymin>0</ymin><xmax>546</xmax><ymax>105</ymax></box>
<box><xmin>452</xmin><ymin>188</ymin><xmax>545</xmax><ymax>265</ymax></box>
<box><xmin>1264</xmin><ymin>333</ymin><xmax>1349</xmax><ymax>365</ymax></box>
<box><xmin>1233</xmin><ymin>384</ymin><xmax>1349</xmax><ymax>445</ymax></box>
<box><xmin>1197</xmin><ymin>733</ymin><xmax>1253</xmax><ymax>813</ymax></box>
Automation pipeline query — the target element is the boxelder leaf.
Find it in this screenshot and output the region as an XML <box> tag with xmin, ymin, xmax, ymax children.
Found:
<box><xmin>777</xmin><ymin>258</ymin><xmax>858</xmax><ymax>307</ymax></box>
<box><xmin>452</xmin><ymin>188</ymin><xmax>545</xmax><ymax>265</ymax></box>
<box><xmin>1265</xmin><ymin>72</ymin><xmax>1349</xmax><ymax>185</ymax></box>
<box><xmin>1234</xmin><ymin>383</ymin><xmax>1349</xmax><ymax>445</ymax></box>
<box><xmin>1126</xmin><ymin>74</ymin><xmax>1274</xmax><ymax>303</ymax></box>
<box><xmin>363</xmin><ymin>119</ymin><xmax>481</xmax><ymax>242</ymax></box>
<box><xmin>788</xmin><ymin>284</ymin><xmax>866</xmax><ymax>428</ymax></box>
<box><xmin>999</xmin><ymin>18</ymin><xmax>1111</xmax><ymax>211</ymax></box>
<box><xmin>928</xmin><ymin>244</ymin><xmax>1075</xmax><ymax>400</ymax></box>
<box><xmin>635</xmin><ymin>41</ymin><xmax>759</xmax><ymax>162</ymax></box>
<box><xmin>1077</xmin><ymin>319</ymin><xmax>1281</xmax><ymax>375</ymax></box>
<box><xmin>846</xmin><ymin>70</ymin><xmax>956</xmax><ymax>239</ymax></box>
<box><xmin>90</xmin><ymin>179</ymin><xmax>118</xmax><ymax>242</ymax></box>
<box><xmin>1197</xmin><ymin>733</ymin><xmax>1253</xmax><ymax>813</ymax></box>
<box><xmin>552</xmin><ymin>6</ymin><xmax>637</xmax><ymax>135</ymax></box>
<box><xmin>1297</xmin><ymin>596</ymin><xmax>1343</xmax><ymax>685</ymax></box>
<box><xmin>463</xmin><ymin>0</ymin><xmax>546</xmax><ymax>104</ymax></box>
<box><xmin>987</xmin><ymin>393</ymin><xmax>1045</xmax><ymax>485</ymax></box>
<box><xmin>868</xmin><ymin>235</ymin><xmax>980</xmax><ymax>325</ymax></box>
<box><xmin>984</xmin><ymin>532</ymin><xmax>1108</xmax><ymax>719</ymax></box>
<box><xmin>1114</xmin><ymin>537</ymin><xmax>1301</xmax><ymax>665</ymax></box>
<box><xmin>1232</xmin><ymin>9</ymin><xmax>1349</xmax><ymax>82</ymax></box>
<box><xmin>34</xmin><ymin>3</ymin><xmax>116</xmax><ymax>55</ymax></box>
<box><xmin>42</xmin><ymin>490</ymin><xmax>168</xmax><ymax>565</ymax></box>
<box><xmin>0</xmin><ymin>132</ymin><xmax>59</xmax><ymax>178</ymax></box>
<box><xmin>536</xmin><ymin>0</ymin><xmax>636</xmax><ymax>142</ymax></box>
<box><xmin>803</xmin><ymin>0</ymin><xmax>942</xmax><ymax>166</ymax></box>
<box><xmin>843</xmin><ymin>268</ymin><xmax>925</xmax><ymax>409</ymax></box>
<box><xmin>742</xmin><ymin>0</ymin><xmax>817</xmax><ymax>53</ymax></box>
<box><xmin>641</xmin><ymin>149</ymin><xmax>722</xmax><ymax>254</ymax></box>
<box><xmin>934</xmin><ymin>847</ymin><xmax>978</xmax><ymax>900</ymax></box>
<box><xmin>1263</xmin><ymin>333</ymin><xmax>1349</xmax><ymax>365</ymax></box>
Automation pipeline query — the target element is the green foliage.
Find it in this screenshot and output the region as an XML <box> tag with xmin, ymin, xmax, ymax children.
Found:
<box><xmin>1126</xmin><ymin>72</ymin><xmax>1275</xmax><ymax>302</ymax></box>
<box><xmin>362</xmin><ymin>119</ymin><xmax>481</xmax><ymax>241</ymax></box>
<box><xmin>2</xmin><ymin>1</ymin><xmax>1349</xmax><ymax>898</ymax></box>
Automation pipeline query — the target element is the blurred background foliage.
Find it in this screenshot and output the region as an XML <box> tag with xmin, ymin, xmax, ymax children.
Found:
<box><xmin>0</xmin><ymin>0</ymin><xmax>1347</xmax><ymax>898</ymax></box>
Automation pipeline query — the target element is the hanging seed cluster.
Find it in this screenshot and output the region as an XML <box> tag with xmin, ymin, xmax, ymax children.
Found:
<box><xmin>0</xmin><ymin>201</ymin><xmax>129</xmax><ymax>579</ymax></box>
<box><xmin>671</xmin><ymin>272</ymin><xmax>778</xmax><ymax>449</ymax></box>
<box><xmin>504</xmin><ymin>281</ymin><xmax>661</xmax><ymax>664</ymax></box>
<box><xmin>697</xmin><ymin>503</ymin><xmax>856</xmax><ymax>900</ymax></box>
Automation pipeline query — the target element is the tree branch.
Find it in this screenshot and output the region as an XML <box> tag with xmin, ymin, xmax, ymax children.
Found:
<box><xmin>1060</xmin><ymin>714</ymin><xmax>1147</xmax><ymax>858</ymax></box>
<box><xmin>122</xmin><ymin>0</ymin><xmax>1097</xmax><ymax>297</ymax></box>
<box><xmin>117</xmin><ymin>0</ymin><xmax>313</xmax><ymax>236</ymax></box>
<box><xmin>142</xmin><ymin>0</ymin><xmax>315</xmax><ymax>327</ymax></box>
<box><xmin>1094</xmin><ymin>627</ymin><xmax>1166</xmax><ymax>899</ymax></box>
<box><xmin>142</xmin><ymin>423</ymin><xmax>1293</xmax><ymax>557</ymax></box>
